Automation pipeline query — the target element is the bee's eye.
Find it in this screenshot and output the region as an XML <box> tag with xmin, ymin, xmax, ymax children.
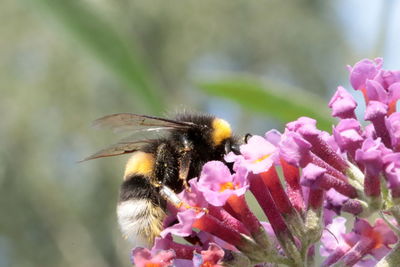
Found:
<box><xmin>230</xmin><ymin>144</ymin><xmax>240</xmax><ymax>155</ymax></box>
<box><xmin>224</xmin><ymin>140</ymin><xmax>231</xmax><ymax>154</ymax></box>
<box><xmin>225</xmin><ymin>140</ymin><xmax>240</xmax><ymax>155</ymax></box>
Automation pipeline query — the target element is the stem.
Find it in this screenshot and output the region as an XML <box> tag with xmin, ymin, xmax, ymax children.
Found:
<box><xmin>221</xmin><ymin>249</ymin><xmax>251</xmax><ymax>267</ymax></box>
<box><xmin>248</xmin><ymin>173</ymin><xmax>290</xmax><ymax>233</ymax></box>
<box><xmin>377</xmin><ymin>242</ymin><xmax>400</xmax><ymax>267</ymax></box>
<box><xmin>390</xmin><ymin>206</ymin><xmax>400</xmax><ymax>226</ymax></box>
<box><xmin>304</xmin><ymin>189</ymin><xmax>324</xmax><ymax>245</ymax></box>
<box><xmin>301</xmin><ymin>244</ymin><xmax>310</xmax><ymax>267</ymax></box>
<box><xmin>248</xmin><ymin>174</ymin><xmax>301</xmax><ymax>265</ymax></box>
<box><xmin>260</xmin><ymin>167</ymin><xmax>305</xmax><ymax>237</ymax></box>
<box><xmin>306</xmin><ymin>245</ymin><xmax>315</xmax><ymax>267</ymax></box>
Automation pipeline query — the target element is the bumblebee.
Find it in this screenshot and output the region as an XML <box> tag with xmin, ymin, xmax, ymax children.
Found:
<box><xmin>84</xmin><ymin>113</ymin><xmax>241</xmax><ymax>247</ymax></box>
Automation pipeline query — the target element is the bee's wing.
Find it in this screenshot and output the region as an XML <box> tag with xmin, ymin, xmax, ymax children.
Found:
<box><xmin>92</xmin><ymin>113</ymin><xmax>194</xmax><ymax>133</ymax></box>
<box><xmin>81</xmin><ymin>140</ymin><xmax>154</xmax><ymax>162</ymax></box>
<box><xmin>83</xmin><ymin>113</ymin><xmax>194</xmax><ymax>162</ymax></box>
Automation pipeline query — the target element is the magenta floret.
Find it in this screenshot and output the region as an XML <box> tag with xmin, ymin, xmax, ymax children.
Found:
<box><xmin>129</xmin><ymin>58</ymin><xmax>400</xmax><ymax>267</ymax></box>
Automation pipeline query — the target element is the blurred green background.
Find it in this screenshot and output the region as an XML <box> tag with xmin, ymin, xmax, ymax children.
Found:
<box><xmin>1</xmin><ymin>0</ymin><xmax>398</xmax><ymax>266</ymax></box>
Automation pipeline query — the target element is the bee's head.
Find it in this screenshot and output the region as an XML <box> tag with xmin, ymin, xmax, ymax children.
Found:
<box><xmin>224</xmin><ymin>137</ymin><xmax>241</xmax><ymax>155</ymax></box>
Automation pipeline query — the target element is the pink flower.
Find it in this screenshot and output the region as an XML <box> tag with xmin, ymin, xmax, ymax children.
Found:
<box><xmin>131</xmin><ymin>247</ymin><xmax>176</xmax><ymax>267</ymax></box>
<box><xmin>264</xmin><ymin>129</ymin><xmax>282</xmax><ymax>146</ymax></box>
<box><xmin>197</xmin><ymin>231</ymin><xmax>236</xmax><ymax>252</ymax></box>
<box><xmin>285</xmin><ymin>116</ymin><xmax>317</xmax><ymax>132</ymax></box>
<box><xmin>328</xmin><ymin>86</ymin><xmax>357</xmax><ymax>119</ymax></box>
<box><xmin>301</xmin><ymin>164</ymin><xmax>357</xmax><ymax>199</ymax></box>
<box><xmin>388</xmin><ymin>82</ymin><xmax>400</xmax><ymax>109</ymax></box>
<box><xmin>379</xmin><ymin>69</ymin><xmax>400</xmax><ymax>88</ymax></box>
<box><xmin>153</xmin><ymin>235</ymin><xmax>199</xmax><ymax>260</ymax></box>
<box><xmin>365</xmin><ymin>101</ymin><xmax>388</xmax><ymax>122</ymax></box>
<box><xmin>193</xmin><ymin>243</ymin><xmax>224</xmax><ymax>267</ymax></box>
<box><xmin>320</xmin><ymin>217</ymin><xmax>351</xmax><ymax>257</ymax></box>
<box><xmin>365</xmin><ymin>79</ymin><xmax>388</xmax><ymax>103</ymax></box>
<box><xmin>128</xmin><ymin>58</ymin><xmax>400</xmax><ymax>266</ymax></box>
<box><xmin>226</xmin><ymin>135</ymin><xmax>278</xmax><ymax>174</ymax></box>
<box><xmin>161</xmin><ymin>209</ymin><xmax>205</xmax><ymax>238</ymax></box>
<box><xmin>383</xmin><ymin>152</ymin><xmax>400</xmax><ymax>198</ymax></box>
<box><xmin>355</xmin><ymin>138</ymin><xmax>387</xmax><ymax>197</ymax></box>
<box><xmin>364</xmin><ymin>101</ymin><xmax>391</xmax><ymax>147</ymax></box>
<box><xmin>197</xmin><ymin>161</ymin><xmax>248</xmax><ymax>206</ymax></box>
<box><xmin>355</xmin><ymin>138</ymin><xmax>385</xmax><ymax>176</ymax></box>
<box><xmin>348</xmin><ymin>58</ymin><xmax>383</xmax><ymax>91</ymax></box>
<box><xmin>278</xmin><ymin>130</ymin><xmax>311</xmax><ymax>167</ymax></box>
<box><xmin>386</xmin><ymin>112</ymin><xmax>400</xmax><ymax>151</ymax></box>
<box><xmin>352</xmin><ymin>218</ymin><xmax>397</xmax><ymax>260</ymax></box>
<box><xmin>321</xmin><ymin>217</ymin><xmax>397</xmax><ymax>266</ymax></box>
<box><xmin>333</xmin><ymin>118</ymin><xmax>363</xmax><ymax>156</ymax></box>
<box><xmin>178</xmin><ymin>179</ymin><xmax>209</xmax><ymax>209</ymax></box>
<box><xmin>301</xmin><ymin>163</ymin><xmax>327</xmax><ymax>188</ymax></box>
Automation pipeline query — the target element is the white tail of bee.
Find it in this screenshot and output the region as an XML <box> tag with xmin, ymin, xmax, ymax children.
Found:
<box><xmin>116</xmin><ymin>199</ymin><xmax>165</xmax><ymax>247</ymax></box>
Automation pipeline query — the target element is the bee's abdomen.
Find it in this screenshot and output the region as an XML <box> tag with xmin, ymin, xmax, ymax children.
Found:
<box><xmin>124</xmin><ymin>151</ymin><xmax>155</xmax><ymax>179</ymax></box>
<box><xmin>117</xmin><ymin>175</ymin><xmax>166</xmax><ymax>247</ymax></box>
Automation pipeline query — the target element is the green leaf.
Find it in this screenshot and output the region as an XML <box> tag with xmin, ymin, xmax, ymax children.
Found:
<box><xmin>198</xmin><ymin>78</ymin><xmax>334</xmax><ymax>131</ymax></box>
<box><xmin>30</xmin><ymin>0</ymin><xmax>163</xmax><ymax>113</ymax></box>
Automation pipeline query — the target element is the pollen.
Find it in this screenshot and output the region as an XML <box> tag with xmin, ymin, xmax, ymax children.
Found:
<box><xmin>219</xmin><ymin>181</ymin><xmax>236</xmax><ymax>192</ymax></box>
<box><xmin>370</xmin><ymin>230</ymin><xmax>384</xmax><ymax>249</ymax></box>
<box><xmin>211</xmin><ymin>118</ymin><xmax>232</xmax><ymax>146</ymax></box>
<box><xmin>253</xmin><ymin>153</ymin><xmax>271</xmax><ymax>163</ymax></box>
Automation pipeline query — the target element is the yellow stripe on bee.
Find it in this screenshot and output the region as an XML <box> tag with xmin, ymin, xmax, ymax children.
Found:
<box><xmin>211</xmin><ymin>118</ymin><xmax>232</xmax><ymax>146</ymax></box>
<box><xmin>124</xmin><ymin>152</ymin><xmax>155</xmax><ymax>180</ymax></box>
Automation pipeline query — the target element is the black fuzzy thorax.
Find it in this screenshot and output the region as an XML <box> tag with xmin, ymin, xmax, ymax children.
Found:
<box><xmin>150</xmin><ymin>114</ymin><xmax>227</xmax><ymax>191</ymax></box>
<box><xmin>119</xmin><ymin>114</ymin><xmax>233</xmax><ymax>205</ymax></box>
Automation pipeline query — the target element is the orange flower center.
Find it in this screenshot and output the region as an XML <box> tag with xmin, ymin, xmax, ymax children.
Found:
<box><xmin>201</xmin><ymin>262</ymin><xmax>214</xmax><ymax>267</ymax></box>
<box><xmin>145</xmin><ymin>263</ymin><xmax>162</xmax><ymax>267</ymax></box>
<box><xmin>219</xmin><ymin>182</ymin><xmax>235</xmax><ymax>192</ymax></box>
<box><xmin>388</xmin><ymin>100</ymin><xmax>397</xmax><ymax>115</ymax></box>
<box><xmin>369</xmin><ymin>230</ymin><xmax>384</xmax><ymax>249</ymax></box>
<box><xmin>253</xmin><ymin>153</ymin><xmax>271</xmax><ymax>163</ymax></box>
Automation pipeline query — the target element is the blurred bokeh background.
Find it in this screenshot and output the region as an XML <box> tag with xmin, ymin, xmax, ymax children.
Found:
<box><xmin>1</xmin><ymin>0</ymin><xmax>399</xmax><ymax>266</ymax></box>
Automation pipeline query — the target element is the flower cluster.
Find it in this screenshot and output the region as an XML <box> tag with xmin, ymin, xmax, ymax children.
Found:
<box><xmin>131</xmin><ymin>58</ymin><xmax>400</xmax><ymax>267</ymax></box>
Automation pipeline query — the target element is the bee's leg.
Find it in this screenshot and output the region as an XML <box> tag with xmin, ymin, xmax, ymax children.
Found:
<box><xmin>178</xmin><ymin>152</ymin><xmax>192</xmax><ymax>190</ymax></box>
<box><xmin>159</xmin><ymin>184</ymin><xmax>208</xmax><ymax>213</ymax></box>
<box><xmin>154</xmin><ymin>142</ymin><xmax>191</xmax><ymax>192</ymax></box>
<box><xmin>178</xmin><ymin>135</ymin><xmax>193</xmax><ymax>190</ymax></box>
